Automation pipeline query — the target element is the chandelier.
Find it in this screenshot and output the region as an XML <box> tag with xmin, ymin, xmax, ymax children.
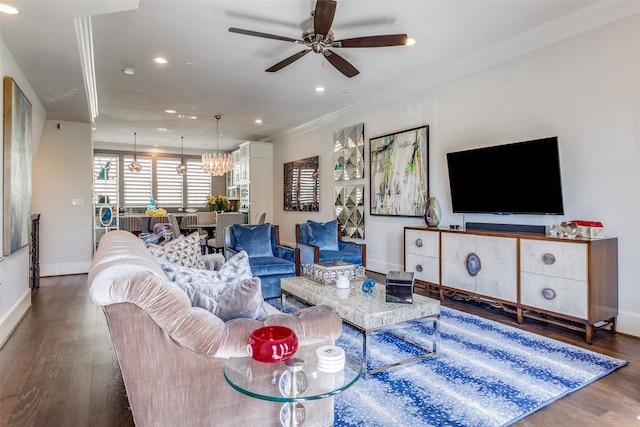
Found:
<box><xmin>176</xmin><ymin>136</ymin><xmax>187</xmax><ymax>175</ymax></box>
<box><xmin>202</xmin><ymin>115</ymin><xmax>233</xmax><ymax>176</ymax></box>
<box><xmin>128</xmin><ymin>132</ymin><xmax>142</xmax><ymax>173</ymax></box>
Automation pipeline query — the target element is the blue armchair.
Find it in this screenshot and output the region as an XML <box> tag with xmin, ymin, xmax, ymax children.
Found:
<box><xmin>296</xmin><ymin>220</ymin><xmax>366</xmax><ymax>267</ymax></box>
<box><xmin>224</xmin><ymin>223</ymin><xmax>299</xmax><ymax>299</ymax></box>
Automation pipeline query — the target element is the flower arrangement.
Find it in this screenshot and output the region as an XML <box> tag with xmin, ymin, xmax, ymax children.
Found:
<box><xmin>206</xmin><ymin>195</ymin><xmax>230</xmax><ymax>212</ymax></box>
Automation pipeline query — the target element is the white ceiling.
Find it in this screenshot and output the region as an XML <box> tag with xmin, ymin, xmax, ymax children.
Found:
<box><xmin>1</xmin><ymin>0</ymin><xmax>620</xmax><ymax>154</ymax></box>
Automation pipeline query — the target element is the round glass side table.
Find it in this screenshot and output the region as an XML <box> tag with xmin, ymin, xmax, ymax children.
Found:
<box><xmin>224</xmin><ymin>345</ymin><xmax>362</xmax><ymax>427</ymax></box>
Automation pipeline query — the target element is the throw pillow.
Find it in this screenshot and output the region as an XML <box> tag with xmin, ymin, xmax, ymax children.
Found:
<box><xmin>148</xmin><ymin>231</ymin><xmax>205</xmax><ymax>269</ymax></box>
<box><xmin>162</xmin><ymin>251</ymin><xmax>266</xmax><ymax>321</ymax></box>
<box><xmin>232</xmin><ymin>223</ymin><xmax>273</xmax><ymax>257</ymax></box>
<box><xmin>307</xmin><ymin>220</ymin><xmax>339</xmax><ymax>251</ymax></box>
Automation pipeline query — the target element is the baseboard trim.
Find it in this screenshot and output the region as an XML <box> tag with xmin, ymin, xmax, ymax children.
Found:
<box><xmin>41</xmin><ymin>261</ymin><xmax>91</xmax><ymax>277</ymax></box>
<box><xmin>366</xmin><ymin>259</ymin><xmax>402</xmax><ymax>276</ymax></box>
<box><xmin>0</xmin><ymin>289</ymin><xmax>31</xmax><ymax>348</ymax></box>
<box><xmin>617</xmin><ymin>309</ymin><xmax>640</xmax><ymax>338</ymax></box>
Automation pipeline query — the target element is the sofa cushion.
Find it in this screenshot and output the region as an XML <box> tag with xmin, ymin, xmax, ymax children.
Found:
<box><xmin>232</xmin><ymin>223</ymin><xmax>273</xmax><ymax>257</ymax></box>
<box><xmin>249</xmin><ymin>256</ymin><xmax>296</xmax><ymax>277</ymax></box>
<box><xmin>161</xmin><ymin>251</ymin><xmax>266</xmax><ymax>321</ymax></box>
<box><xmin>148</xmin><ymin>231</ymin><xmax>205</xmax><ymax>269</ymax></box>
<box><xmin>307</xmin><ymin>220</ymin><xmax>339</xmax><ymax>251</ymax></box>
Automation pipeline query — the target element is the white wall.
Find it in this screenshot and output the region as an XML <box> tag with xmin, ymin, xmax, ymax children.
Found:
<box><xmin>32</xmin><ymin>121</ymin><xmax>93</xmax><ymax>276</ymax></box>
<box><xmin>273</xmin><ymin>14</ymin><xmax>640</xmax><ymax>337</ymax></box>
<box><xmin>0</xmin><ymin>39</ymin><xmax>47</xmax><ymax>346</ymax></box>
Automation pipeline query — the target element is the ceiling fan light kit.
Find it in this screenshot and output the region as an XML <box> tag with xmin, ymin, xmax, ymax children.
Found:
<box><xmin>228</xmin><ymin>0</ymin><xmax>409</xmax><ymax>78</ymax></box>
<box><xmin>202</xmin><ymin>115</ymin><xmax>233</xmax><ymax>176</ymax></box>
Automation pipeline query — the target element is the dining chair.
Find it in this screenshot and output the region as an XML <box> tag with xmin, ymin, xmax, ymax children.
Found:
<box><xmin>167</xmin><ymin>214</ymin><xmax>181</xmax><ymax>239</ymax></box>
<box><xmin>251</xmin><ymin>211</ymin><xmax>266</xmax><ymax>225</ymax></box>
<box><xmin>196</xmin><ymin>211</ymin><xmax>217</xmax><ymax>253</ymax></box>
<box><xmin>149</xmin><ymin>216</ymin><xmax>170</xmax><ymax>230</ymax></box>
<box><xmin>119</xmin><ymin>216</ymin><xmax>142</xmax><ymax>236</ymax></box>
<box><xmin>208</xmin><ymin>212</ymin><xmax>245</xmax><ymax>253</ymax></box>
<box><xmin>180</xmin><ymin>214</ymin><xmax>198</xmax><ymax>233</ymax></box>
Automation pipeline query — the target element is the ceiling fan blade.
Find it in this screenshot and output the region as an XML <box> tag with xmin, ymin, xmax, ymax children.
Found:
<box><xmin>324</xmin><ymin>49</ymin><xmax>359</xmax><ymax>78</ymax></box>
<box><xmin>266</xmin><ymin>49</ymin><xmax>311</xmax><ymax>72</ymax></box>
<box><xmin>333</xmin><ymin>34</ymin><xmax>408</xmax><ymax>48</ymax></box>
<box><xmin>228</xmin><ymin>27</ymin><xmax>301</xmax><ymax>43</ymax></box>
<box><xmin>314</xmin><ymin>0</ymin><xmax>337</xmax><ymax>37</ymax></box>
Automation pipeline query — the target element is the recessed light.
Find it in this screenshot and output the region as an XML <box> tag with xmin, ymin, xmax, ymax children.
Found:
<box><xmin>165</xmin><ymin>109</ymin><xmax>176</xmax><ymax>114</ymax></box>
<box><xmin>123</xmin><ymin>67</ymin><xmax>135</xmax><ymax>75</ymax></box>
<box><xmin>315</xmin><ymin>86</ymin><xmax>325</xmax><ymax>92</ymax></box>
<box><xmin>0</xmin><ymin>4</ymin><xmax>20</xmax><ymax>14</ymax></box>
<box><xmin>178</xmin><ymin>114</ymin><xmax>198</xmax><ymax>120</ymax></box>
<box><xmin>153</xmin><ymin>57</ymin><xmax>168</xmax><ymax>64</ymax></box>
<box><xmin>158</xmin><ymin>128</ymin><xmax>167</xmax><ymax>131</ymax></box>
<box><xmin>186</xmin><ymin>62</ymin><xmax>196</xmax><ymax>66</ymax></box>
<box><xmin>255</xmin><ymin>119</ymin><xmax>262</xmax><ymax>124</ymax></box>
<box><xmin>406</xmin><ymin>38</ymin><xmax>416</xmax><ymax>46</ymax></box>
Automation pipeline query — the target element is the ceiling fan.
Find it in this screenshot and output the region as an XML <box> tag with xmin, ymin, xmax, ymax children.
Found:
<box><xmin>228</xmin><ymin>0</ymin><xmax>408</xmax><ymax>78</ymax></box>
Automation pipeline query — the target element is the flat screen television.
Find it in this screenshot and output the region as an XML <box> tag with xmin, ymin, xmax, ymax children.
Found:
<box><xmin>446</xmin><ymin>136</ymin><xmax>564</xmax><ymax>215</ymax></box>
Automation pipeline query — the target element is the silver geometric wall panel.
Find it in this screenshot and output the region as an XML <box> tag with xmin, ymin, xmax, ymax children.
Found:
<box><xmin>334</xmin><ymin>123</ymin><xmax>364</xmax><ymax>181</ymax></box>
<box><xmin>334</xmin><ymin>184</ymin><xmax>365</xmax><ymax>239</ymax></box>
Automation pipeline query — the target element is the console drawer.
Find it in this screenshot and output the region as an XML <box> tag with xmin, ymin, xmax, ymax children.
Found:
<box><xmin>520</xmin><ymin>239</ymin><xmax>587</xmax><ymax>282</ymax></box>
<box><xmin>521</xmin><ymin>272</ymin><xmax>588</xmax><ymax>319</ymax></box>
<box><xmin>405</xmin><ymin>253</ymin><xmax>439</xmax><ymax>284</ymax></box>
<box><xmin>404</xmin><ymin>229</ymin><xmax>439</xmax><ymax>257</ymax></box>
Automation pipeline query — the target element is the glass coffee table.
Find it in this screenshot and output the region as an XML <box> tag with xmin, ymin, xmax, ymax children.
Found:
<box><xmin>281</xmin><ymin>276</ymin><xmax>440</xmax><ymax>376</ymax></box>
<box><xmin>224</xmin><ymin>344</ymin><xmax>362</xmax><ymax>426</ymax></box>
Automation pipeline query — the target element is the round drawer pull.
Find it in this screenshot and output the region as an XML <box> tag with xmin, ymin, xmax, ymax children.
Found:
<box><xmin>415</xmin><ymin>264</ymin><xmax>423</xmax><ymax>273</ymax></box>
<box><xmin>542</xmin><ymin>288</ymin><xmax>557</xmax><ymax>300</ymax></box>
<box><xmin>542</xmin><ymin>253</ymin><xmax>556</xmax><ymax>265</ymax></box>
<box><xmin>415</xmin><ymin>238</ymin><xmax>423</xmax><ymax>248</ymax></box>
<box><xmin>466</xmin><ymin>252</ymin><xmax>481</xmax><ymax>276</ymax></box>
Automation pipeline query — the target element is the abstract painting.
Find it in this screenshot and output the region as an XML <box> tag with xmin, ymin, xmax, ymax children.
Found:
<box><xmin>3</xmin><ymin>77</ymin><xmax>33</xmax><ymax>255</ymax></box>
<box><xmin>370</xmin><ymin>125</ymin><xmax>428</xmax><ymax>217</ymax></box>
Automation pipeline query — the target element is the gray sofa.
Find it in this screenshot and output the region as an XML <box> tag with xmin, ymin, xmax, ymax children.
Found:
<box><xmin>87</xmin><ymin>230</ymin><xmax>342</xmax><ymax>426</ymax></box>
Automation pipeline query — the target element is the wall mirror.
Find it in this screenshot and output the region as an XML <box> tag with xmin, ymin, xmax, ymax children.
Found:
<box><xmin>334</xmin><ymin>184</ymin><xmax>365</xmax><ymax>238</ymax></box>
<box><xmin>334</xmin><ymin>123</ymin><xmax>364</xmax><ymax>181</ymax></box>
<box><xmin>284</xmin><ymin>156</ymin><xmax>319</xmax><ymax>211</ymax></box>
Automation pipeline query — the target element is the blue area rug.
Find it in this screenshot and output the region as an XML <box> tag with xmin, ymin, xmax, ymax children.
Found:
<box><xmin>268</xmin><ymin>298</ymin><xmax>627</xmax><ymax>427</ymax></box>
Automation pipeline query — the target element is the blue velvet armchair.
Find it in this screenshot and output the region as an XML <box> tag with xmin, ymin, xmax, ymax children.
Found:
<box><xmin>296</xmin><ymin>220</ymin><xmax>366</xmax><ymax>267</ymax></box>
<box><xmin>224</xmin><ymin>223</ymin><xmax>299</xmax><ymax>299</ymax></box>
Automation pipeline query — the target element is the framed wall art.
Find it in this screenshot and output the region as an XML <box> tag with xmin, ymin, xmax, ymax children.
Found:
<box><xmin>284</xmin><ymin>156</ymin><xmax>319</xmax><ymax>212</ymax></box>
<box><xmin>370</xmin><ymin>125</ymin><xmax>429</xmax><ymax>217</ymax></box>
<box><xmin>3</xmin><ymin>76</ymin><xmax>33</xmax><ymax>255</ymax></box>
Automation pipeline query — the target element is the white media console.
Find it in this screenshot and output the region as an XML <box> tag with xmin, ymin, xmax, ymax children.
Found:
<box><xmin>404</xmin><ymin>226</ymin><xmax>618</xmax><ymax>344</ymax></box>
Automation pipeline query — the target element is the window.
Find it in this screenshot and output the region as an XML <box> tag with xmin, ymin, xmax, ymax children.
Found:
<box><xmin>93</xmin><ymin>152</ymin><xmax>213</xmax><ymax>209</ymax></box>
<box><xmin>156</xmin><ymin>157</ymin><xmax>183</xmax><ymax>207</ymax></box>
<box><xmin>93</xmin><ymin>155</ymin><xmax>118</xmax><ymax>203</ymax></box>
<box><xmin>187</xmin><ymin>158</ymin><xmax>212</xmax><ymax>208</ymax></box>
<box><xmin>123</xmin><ymin>154</ymin><xmax>152</xmax><ymax>207</ymax></box>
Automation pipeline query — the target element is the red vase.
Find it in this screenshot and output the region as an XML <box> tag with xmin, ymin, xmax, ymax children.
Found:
<box><xmin>247</xmin><ymin>326</ymin><xmax>298</xmax><ymax>363</ymax></box>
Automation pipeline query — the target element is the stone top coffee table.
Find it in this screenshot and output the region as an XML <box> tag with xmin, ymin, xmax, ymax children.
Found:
<box><xmin>281</xmin><ymin>276</ymin><xmax>440</xmax><ymax>376</ymax></box>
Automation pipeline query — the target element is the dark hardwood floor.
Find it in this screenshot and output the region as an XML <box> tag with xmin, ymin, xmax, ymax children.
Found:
<box><xmin>1</xmin><ymin>273</ymin><xmax>639</xmax><ymax>426</ymax></box>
